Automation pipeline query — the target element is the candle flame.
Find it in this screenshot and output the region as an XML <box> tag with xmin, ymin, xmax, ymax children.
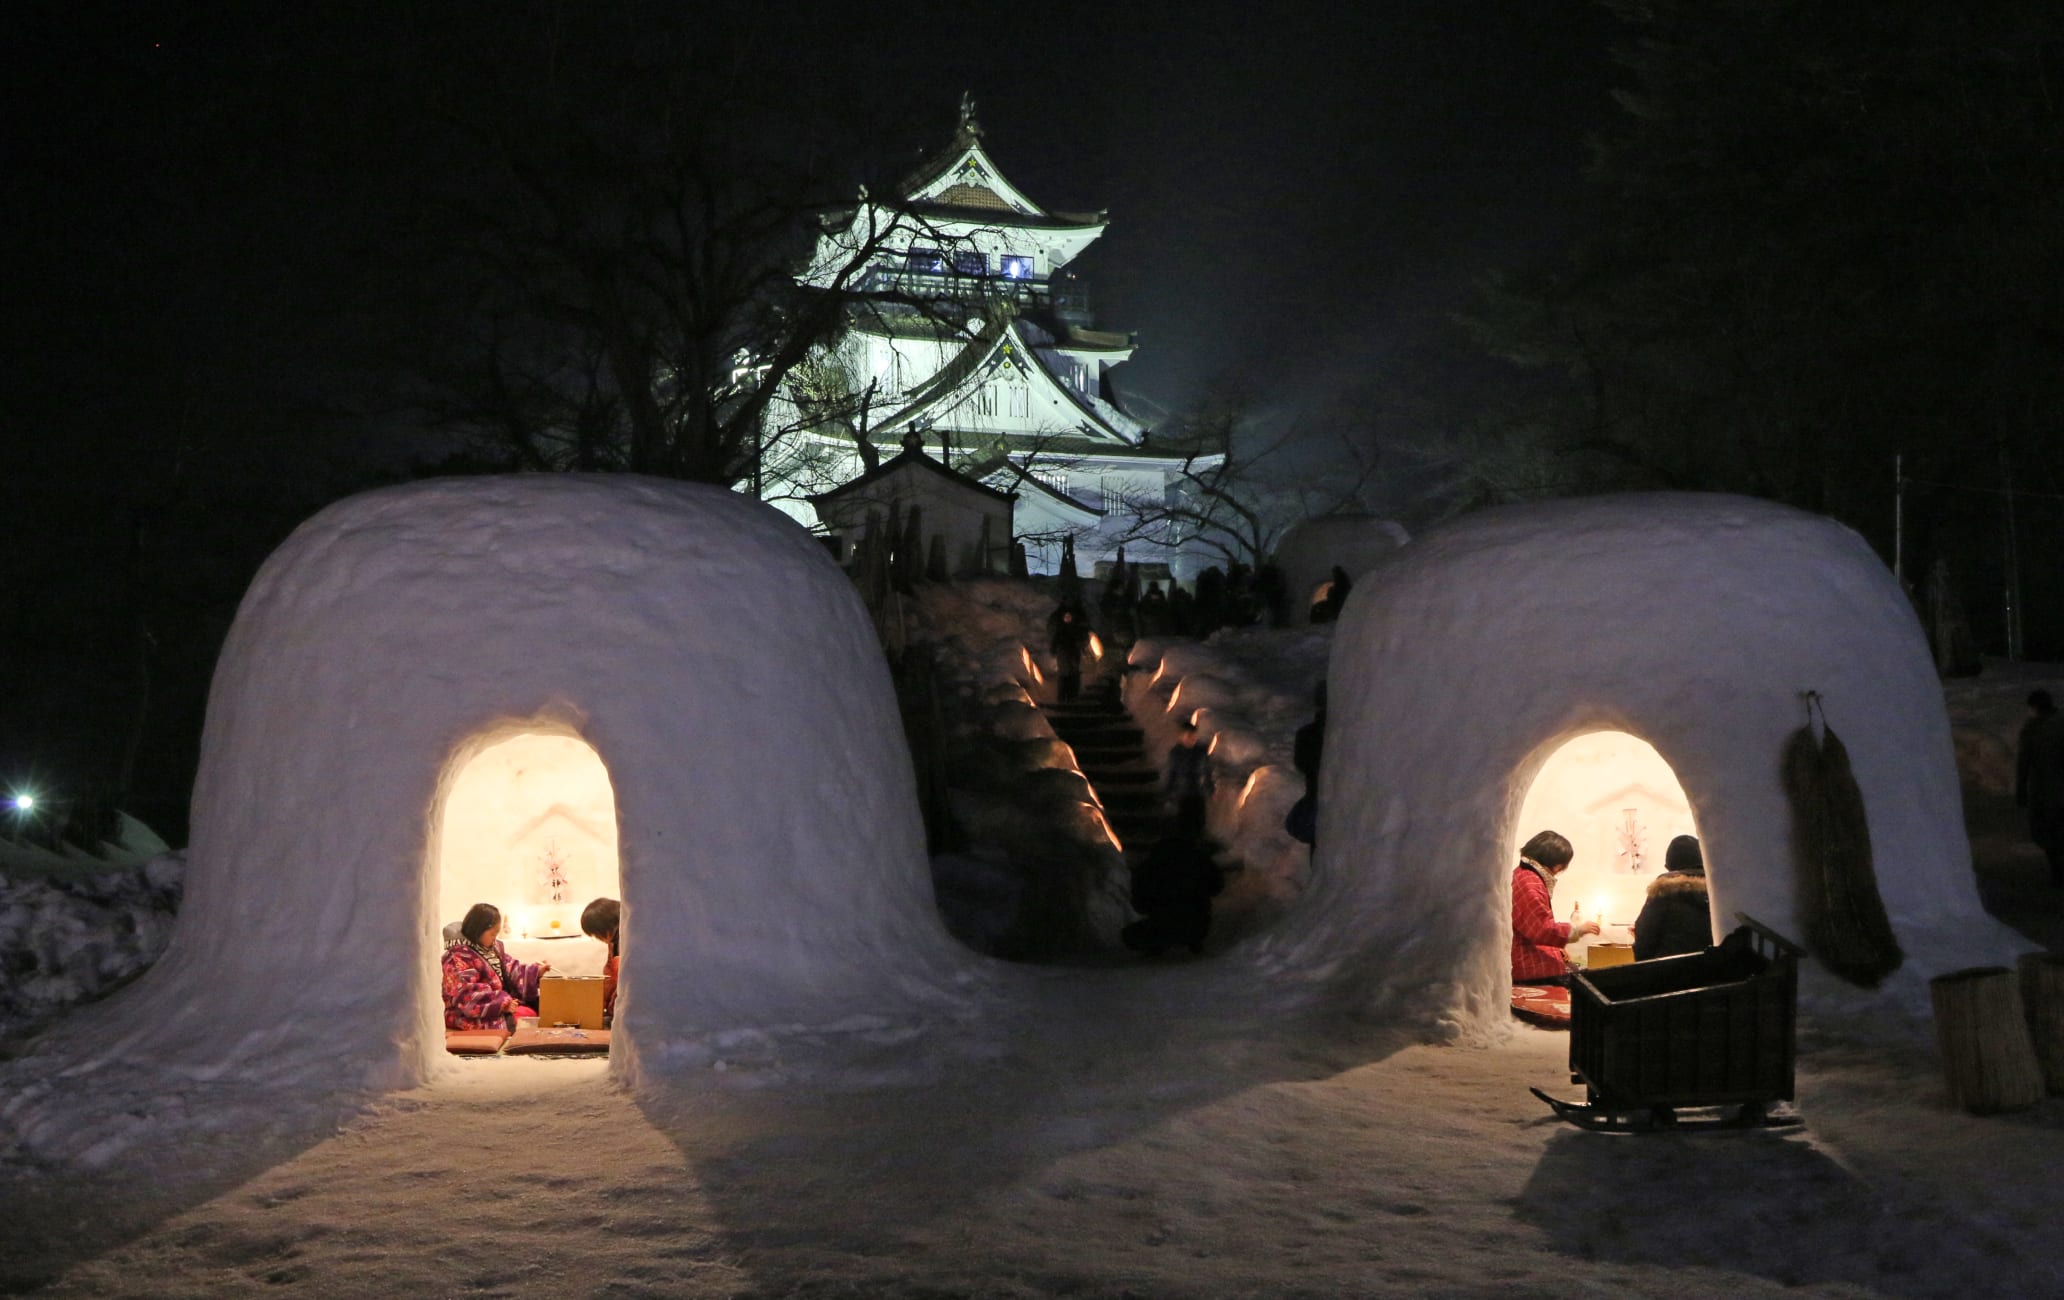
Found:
<box><xmin>1088</xmin><ymin>632</ymin><xmax>1103</xmax><ymax>658</ymax></box>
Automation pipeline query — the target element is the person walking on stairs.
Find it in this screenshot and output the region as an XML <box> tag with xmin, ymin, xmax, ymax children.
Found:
<box><xmin>1163</xmin><ymin>718</ymin><xmax>1214</xmax><ymax>837</ymax></box>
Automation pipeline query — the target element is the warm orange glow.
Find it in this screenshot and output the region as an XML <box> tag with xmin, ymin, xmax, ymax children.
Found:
<box><xmin>1088</xmin><ymin>803</ymin><xmax>1123</xmax><ymax>853</ymax></box>
<box><xmin>437</xmin><ymin>732</ymin><xmax>621</xmax><ymax>974</ymax></box>
<box><xmin>1167</xmin><ymin>682</ymin><xmax>1184</xmax><ymax>712</ymax></box>
<box><xmin>1207</xmin><ymin>732</ymin><xmax>1221</xmax><ymax>755</ymax></box>
<box><xmin>1148</xmin><ymin>663</ymin><xmax>1166</xmax><ymax>688</ymax></box>
<box><xmin>1516</xmin><ymin>730</ymin><xmax>1696</xmax><ymax>926</ymax></box>
<box><xmin>1237</xmin><ymin>769</ymin><xmax>1263</xmax><ymax>810</ymax></box>
<box><xmin>1088</xmin><ymin>632</ymin><xmax>1103</xmax><ymax>659</ymax></box>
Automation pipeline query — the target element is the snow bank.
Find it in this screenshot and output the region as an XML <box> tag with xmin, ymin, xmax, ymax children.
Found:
<box><xmin>0</xmin><ymin>855</ymin><xmax>183</xmax><ymax>1041</ymax></box>
<box><xmin>1258</xmin><ymin>493</ymin><xmax>2028</xmax><ymax>1035</ymax></box>
<box><xmin>15</xmin><ymin>476</ymin><xmax>981</xmax><ymax>1096</ymax></box>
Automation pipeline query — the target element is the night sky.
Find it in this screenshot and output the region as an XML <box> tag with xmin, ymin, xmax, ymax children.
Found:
<box><xmin>10</xmin><ymin>0</ymin><xmax>1614</xmax><ymax>434</ymax></box>
<box><xmin>3</xmin><ymin>1</ymin><xmax>1616</xmax><ymax>828</ymax></box>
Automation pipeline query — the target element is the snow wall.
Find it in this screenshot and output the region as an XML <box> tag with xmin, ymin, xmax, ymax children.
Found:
<box><xmin>36</xmin><ymin>476</ymin><xmax>977</xmax><ymax>1091</ymax></box>
<box><xmin>1256</xmin><ymin>493</ymin><xmax>2028</xmax><ymax>1035</ymax></box>
<box><xmin>1272</xmin><ymin>514</ymin><xmax>1410</xmax><ymax>614</ymax></box>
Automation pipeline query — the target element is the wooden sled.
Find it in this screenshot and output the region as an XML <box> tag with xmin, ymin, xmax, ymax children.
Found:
<box><xmin>1532</xmin><ymin>916</ymin><xmax>1804</xmax><ymax>1133</ymax></box>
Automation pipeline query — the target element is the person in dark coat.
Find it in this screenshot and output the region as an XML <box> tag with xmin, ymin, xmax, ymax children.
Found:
<box><xmin>1162</xmin><ymin>719</ymin><xmax>1215</xmax><ymax>837</ymax></box>
<box><xmin>1137</xmin><ymin>581</ymin><xmax>1171</xmax><ymax>636</ymax></box>
<box><xmin>1285</xmin><ymin>680</ymin><xmax>1327</xmax><ymax>847</ymax></box>
<box><xmin>2019</xmin><ymin>690</ymin><xmax>2064</xmax><ymax>886</ymax></box>
<box><xmin>1048</xmin><ymin>603</ymin><xmax>1091</xmax><ymax>702</ymax></box>
<box><xmin>1311</xmin><ymin>566</ymin><xmax>1353</xmax><ymax>624</ymax></box>
<box><xmin>1633</xmin><ymin>835</ymin><xmax>1711</xmax><ymax>960</ymax></box>
<box><xmin>1122</xmin><ymin>829</ymin><xmax>1224</xmax><ymax>955</ymax></box>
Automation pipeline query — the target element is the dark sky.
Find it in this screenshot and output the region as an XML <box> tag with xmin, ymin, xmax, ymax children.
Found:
<box><xmin>4</xmin><ymin>0</ymin><xmax>1615</xmax><ymax>826</ymax></box>
<box><xmin>954</xmin><ymin>3</ymin><xmax>1615</xmax><ymax>407</ymax></box>
<box><xmin>11</xmin><ymin>0</ymin><xmax>1615</xmax><ymax>441</ymax></box>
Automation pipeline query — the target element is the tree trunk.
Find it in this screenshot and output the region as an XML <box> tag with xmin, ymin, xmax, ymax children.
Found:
<box><xmin>2017</xmin><ymin>951</ymin><xmax>2064</xmax><ymax>1096</ymax></box>
<box><xmin>1931</xmin><ymin>966</ymin><xmax>2045</xmax><ymax>1114</ymax></box>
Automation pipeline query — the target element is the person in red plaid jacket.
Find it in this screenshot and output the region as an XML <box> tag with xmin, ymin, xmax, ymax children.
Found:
<box><xmin>1511</xmin><ymin>829</ymin><xmax>1599</xmax><ymax>986</ymax></box>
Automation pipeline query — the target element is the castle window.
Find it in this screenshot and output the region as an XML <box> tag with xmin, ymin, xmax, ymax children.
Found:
<box><xmin>905</xmin><ymin>248</ymin><xmax>947</xmax><ymax>273</ymax></box>
<box><xmin>953</xmin><ymin>250</ymin><xmax>987</xmax><ymax>276</ymax></box>
<box><xmin>1000</xmin><ymin>255</ymin><xmax>1034</xmax><ymax>280</ymax></box>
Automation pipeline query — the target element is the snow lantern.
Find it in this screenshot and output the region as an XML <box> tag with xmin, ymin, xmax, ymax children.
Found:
<box><xmin>1272</xmin><ymin>492</ymin><xmax>2026</xmax><ymax>1034</ymax></box>
<box><xmin>43</xmin><ymin>476</ymin><xmax>975</xmax><ymax>1091</ymax></box>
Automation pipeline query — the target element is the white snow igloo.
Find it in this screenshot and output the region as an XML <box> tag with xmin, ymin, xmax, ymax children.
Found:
<box><xmin>1272</xmin><ymin>514</ymin><xmax>1410</xmax><ymax>617</ymax></box>
<box><xmin>60</xmin><ymin>476</ymin><xmax>975</xmax><ymax>1090</ymax></box>
<box><xmin>1269</xmin><ymin>492</ymin><xmax>2025</xmax><ymax>1034</ymax></box>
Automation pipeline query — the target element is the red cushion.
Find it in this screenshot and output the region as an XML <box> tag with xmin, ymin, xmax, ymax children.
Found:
<box><xmin>445</xmin><ymin>1029</ymin><xmax>512</xmax><ymax>1055</ymax></box>
<box><xmin>1510</xmin><ymin>984</ymin><xmax>1572</xmax><ymax>1027</ymax></box>
<box><xmin>503</xmin><ymin>1025</ymin><xmax>611</xmax><ymax>1055</ymax></box>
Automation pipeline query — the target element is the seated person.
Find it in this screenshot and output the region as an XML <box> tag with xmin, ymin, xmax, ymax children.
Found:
<box><xmin>1511</xmin><ymin>829</ymin><xmax>1599</xmax><ymax>986</ymax></box>
<box><xmin>1633</xmin><ymin>835</ymin><xmax>1711</xmax><ymax>960</ymax></box>
<box><xmin>442</xmin><ymin>902</ymin><xmax>550</xmax><ymax>1031</ymax></box>
<box><xmin>580</xmin><ymin>896</ymin><xmax>622</xmax><ymax>1026</ymax></box>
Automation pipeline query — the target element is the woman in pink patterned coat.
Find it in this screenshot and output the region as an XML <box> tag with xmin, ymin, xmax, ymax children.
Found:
<box><xmin>442</xmin><ymin>902</ymin><xmax>550</xmax><ymax>1030</ymax></box>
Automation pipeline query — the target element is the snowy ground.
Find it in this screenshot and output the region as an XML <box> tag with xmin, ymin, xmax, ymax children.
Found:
<box><xmin>2</xmin><ymin>658</ymin><xmax>2062</xmax><ymax>1297</ymax></box>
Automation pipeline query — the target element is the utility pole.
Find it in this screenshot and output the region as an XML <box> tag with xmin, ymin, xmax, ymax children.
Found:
<box><xmin>2001</xmin><ymin>443</ymin><xmax>2024</xmax><ymax>661</ymax></box>
<box><xmin>1893</xmin><ymin>452</ymin><xmax>1905</xmax><ymax>587</ymax></box>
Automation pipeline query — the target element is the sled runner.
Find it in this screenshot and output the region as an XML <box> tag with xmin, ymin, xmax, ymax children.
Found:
<box><xmin>1533</xmin><ymin>916</ymin><xmax>1803</xmax><ymax>1133</ymax></box>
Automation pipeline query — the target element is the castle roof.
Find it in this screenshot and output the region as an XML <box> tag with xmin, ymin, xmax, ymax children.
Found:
<box><xmin>897</xmin><ymin>99</ymin><xmax>1107</xmax><ymax>231</ymax></box>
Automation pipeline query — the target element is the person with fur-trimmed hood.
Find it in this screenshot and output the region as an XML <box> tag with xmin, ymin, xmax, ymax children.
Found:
<box><xmin>1633</xmin><ymin>835</ymin><xmax>1711</xmax><ymax>961</ymax></box>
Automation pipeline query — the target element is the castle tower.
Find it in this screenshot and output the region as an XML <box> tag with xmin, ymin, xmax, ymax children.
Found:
<box><xmin>766</xmin><ymin>97</ymin><xmax>1223</xmax><ymax>582</ymax></box>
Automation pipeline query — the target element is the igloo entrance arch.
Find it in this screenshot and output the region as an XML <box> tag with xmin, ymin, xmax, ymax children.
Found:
<box><xmin>434</xmin><ymin>731</ymin><xmax>620</xmax><ymax>976</ymax></box>
<box><xmin>1513</xmin><ymin>730</ymin><xmax>1703</xmax><ymax>952</ymax></box>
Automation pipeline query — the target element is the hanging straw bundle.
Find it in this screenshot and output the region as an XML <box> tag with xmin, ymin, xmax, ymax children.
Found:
<box><xmin>1783</xmin><ymin>692</ymin><xmax>1905</xmax><ymax>987</ymax></box>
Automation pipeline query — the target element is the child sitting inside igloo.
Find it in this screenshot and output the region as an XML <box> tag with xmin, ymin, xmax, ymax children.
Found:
<box><xmin>442</xmin><ymin>902</ymin><xmax>551</xmax><ymax>1030</ymax></box>
<box><xmin>580</xmin><ymin>896</ymin><xmax>621</xmax><ymax>1027</ymax></box>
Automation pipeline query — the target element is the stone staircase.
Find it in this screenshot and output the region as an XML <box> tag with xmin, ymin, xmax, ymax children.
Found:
<box><xmin>1042</xmin><ymin>676</ymin><xmax>1169</xmax><ymax>858</ymax></box>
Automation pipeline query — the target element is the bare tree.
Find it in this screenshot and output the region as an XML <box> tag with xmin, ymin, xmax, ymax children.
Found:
<box><xmin>404</xmin><ymin>15</ymin><xmax>986</xmax><ymax>489</ymax></box>
<box><xmin>1107</xmin><ymin>391</ymin><xmax>1380</xmax><ymax>569</ymax></box>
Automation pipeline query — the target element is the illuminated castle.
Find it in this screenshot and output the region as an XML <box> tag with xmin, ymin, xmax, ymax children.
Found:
<box><xmin>765</xmin><ymin>97</ymin><xmax>1222</xmax><ymax>580</ymax></box>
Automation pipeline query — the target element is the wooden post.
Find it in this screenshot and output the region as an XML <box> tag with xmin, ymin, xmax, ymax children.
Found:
<box><xmin>1930</xmin><ymin>966</ymin><xmax>2046</xmax><ymax>1114</ymax></box>
<box><xmin>2017</xmin><ymin>951</ymin><xmax>2064</xmax><ymax>1095</ymax></box>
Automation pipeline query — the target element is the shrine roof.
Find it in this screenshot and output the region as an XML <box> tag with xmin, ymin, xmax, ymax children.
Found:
<box><xmin>809</xmin><ymin>444</ymin><xmax>1017</xmax><ymax>506</ymax></box>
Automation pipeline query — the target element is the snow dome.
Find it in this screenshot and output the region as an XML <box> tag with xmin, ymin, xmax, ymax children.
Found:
<box><xmin>1272</xmin><ymin>514</ymin><xmax>1410</xmax><ymax>617</ymax></box>
<box><xmin>1265</xmin><ymin>493</ymin><xmax>2026</xmax><ymax>1033</ymax></box>
<box><xmin>40</xmin><ymin>476</ymin><xmax>975</xmax><ymax>1090</ymax></box>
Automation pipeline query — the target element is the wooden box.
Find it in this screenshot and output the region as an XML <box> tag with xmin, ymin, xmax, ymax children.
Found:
<box><xmin>1585</xmin><ymin>943</ymin><xmax>1635</xmax><ymax>970</ymax></box>
<box><xmin>538</xmin><ymin>975</ymin><xmax>607</xmax><ymax>1030</ymax></box>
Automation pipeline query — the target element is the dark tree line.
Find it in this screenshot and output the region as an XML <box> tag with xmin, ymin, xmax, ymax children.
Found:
<box><xmin>1453</xmin><ymin>0</ymin><xmax>2064</xmax><ymax>655</ymax></box>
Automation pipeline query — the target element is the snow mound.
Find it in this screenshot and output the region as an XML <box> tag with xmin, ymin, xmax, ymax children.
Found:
<box><xmin>14</xmin><ymin>476</ymin><xmax>982</xmax><ymax>1095</ymax></box>
<box><xmin>1256</xmin><ymin>492</ymin><xmax>2028</xmax><ymax>1033</ymax></box>
<box><xmin>1272</xmin><ymin>513</ymin><xmax>1410</xmax><ymax>613</ymax></box>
